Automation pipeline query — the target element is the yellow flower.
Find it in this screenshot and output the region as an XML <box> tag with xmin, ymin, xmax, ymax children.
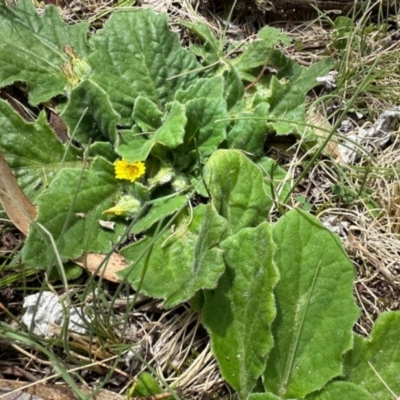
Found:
<box><xmin>114</xmin><ymin>159</ymin><xmax>145</xmax><ymax>182</ymax></box>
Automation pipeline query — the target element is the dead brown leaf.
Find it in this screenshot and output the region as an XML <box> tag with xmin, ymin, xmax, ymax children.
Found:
<box><xmin>0</xmin><ymin>91</ymin><xmax>32</xmax><ymax>122</ymax></box>
<box><xmin>0</xmin><ymin>151</ymin><xmax>37</xmax><ymax>235</ymax></box>
<box><xmin>306</xmin><ymin>109</ymin><xmax>341</xmax><ymax>160</ymax></box>
<box><xmin>75</xmin><ymin>253</ymin><xmax>127</xmax><ymax>283</ymax></box>
<box><xmin>49</xmin><ymin>109</ymin><xmax>69</xmax><ymax>143</ymax></box>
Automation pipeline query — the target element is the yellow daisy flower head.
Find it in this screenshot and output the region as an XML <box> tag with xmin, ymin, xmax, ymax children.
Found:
<box><xmin>114</xmin><ymin>159</ymin><xmax>146</xmax><ymax>182</ymax></box>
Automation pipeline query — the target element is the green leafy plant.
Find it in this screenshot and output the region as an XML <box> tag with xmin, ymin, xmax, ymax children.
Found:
<box><xmin>1</xmin><ymin>1</ymin><xmax>399</xmax><ymax>399</ymax></box>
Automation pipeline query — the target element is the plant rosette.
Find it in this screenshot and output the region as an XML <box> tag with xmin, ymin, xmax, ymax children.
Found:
<box><xmin>2</xmin><ymin>2</ymin><xmax>399</xmax><ymax>400</ymax></box>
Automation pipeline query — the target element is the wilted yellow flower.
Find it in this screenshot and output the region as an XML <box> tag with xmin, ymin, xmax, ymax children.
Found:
<box><xmin>114</xmin><ymin>159</ymin><xmax>145</xmax><ymax>182</ymax></box>
<box><xmin>103</xmin><ymin>195</ymin><xmax>141</xmax><ymax>218</ymax></box>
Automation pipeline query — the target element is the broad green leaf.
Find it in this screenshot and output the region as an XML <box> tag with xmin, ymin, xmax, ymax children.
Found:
<box><xmin>203</xmin><ymin>223</ymin><xmax>279</xmax><ymax>399</ymax></box>
<box><xmin>227</xmin><ymin>102</ymin><xmax>269</xmax><ymax>155</ymax></box>
<box><xmin>274</xmin><ymin>55</ymin><xmax>334</xmax><ymax>96</ymax></box>
<box><xmin>187</xmin><ymin>43</ymin><xmax>213</xmax><ymax>64</ymax></box>
<box><xmin>117</xmin><ymin>101</ymin><xmax>187</xmax><ymax>162</ymax></box>
<box><xmin>22</xmin><ymin>157</ymin><xmax>125</xmax><ymax>267</ymax></box>
<box><xmin>343</xmin><ymin>311</ymin><xmax>400</xmax><ymax>399</ymax></box>
<box><xmin>116</xmin><ymin>132</ymin><xmax>151</xmax><ymax>163</ymax></box>
<box><xmin>258</xmin><ymin>26</ymin><xmax>291</xmax><ymax>47</ymax></box>
<box><xmin>231</xmin><ymin>29</ymin><xmax>292</xmax><ymax>81</ymax></box>
<box><xmin>256</xmin><ymin>156</ymin><xmax>291</xmax><ymax>207</ymax></box>
<box><xmin>132</xmin><ymin>97</ymin><xmax>163</xmax><ymax>131</ymax></box>
<box><xmin>182</xmin><ymin>97</ymin><xmax>228</xmax><ymax>158</ymax></box>
<box><xmin>223</xmin><ymin>65</ymin><xmax>244</xmax><ymax>110</ymax></box>
<box><xmin>233</xmin><ymin>41</ymin><xmax>274</xmax><ymax>76</ymax></box>
<box><xmin>119</xmin><ymin>204</ymin><xmax>227</xmax><ymax>308</ymax></box>
<box><xmin>0</xmin><ymin>99</ymin><xmax>82</xmax><ymax>200</ymax></box>
<box><xmin>265</xmin><ymin>209</ymin><xmax>359</xmax><ymax>398</ymax></box>
<box><xmin>181</xmin><ymin>21</ymin><xmax>222</xmax><ymax>57</ymax></box>
<box><xmin>254</xmin><ymin>53</ymin><xmax>334</xmax><ymax>135</ymax></box>
<box><xmin>248</xmin><ymin>394</ymin><xmax>285</xmax><ymax>400</ymax></box>
<box><xmin>265</xmin><ymin>76</ymin><xmax>305</xmax><ymax>135</ymax></box>
<box><xmin>305</xmin><ymin>381</ymin><xmax>375</xmax><ymax>400</ymax></box>
<box><xmin>89</xmin><ymin>8</ymin><xmax>200</xmax><ymax>124</ymax></box>
<box><xmin>181</xmin><ymin>21</ymin><xmax>222</xmax><ymax>64</ymax></box>
<box><xmin>205</xmin><ymin>150</ymin><xmax>271</xmax><ymax>234</ymax></box>
<box><xmin>61</xmin><ymin>79</ymin><xmax>120</xmax><ymax>144</ymax></box>
<box><xmin>131</xmin><ymin>195</ymin><xmax>187</xmax><ymax>235</ymax></box>
<box><xmin>155</xmin><ymin>102</ymin><xmax>188</xmax><ymax>148</ymax></box>
<box><xmin>88</xmin><ymin>142</ymin><xmax>117</xmax><ymax>162</ymax></box>
<box><xmin>0</xmin><ymin>0</ymin><xmax>89</xmax><ymax>56</ymax></box>
<box><xmin>126</xmin><ymin>182</ymin><xmax>150</xmax><ymax>205</ymax></box>
<box><xmin>48</xmin><ymin>262</ymin><xmax>83</xmax><ymax>281</ymax></box>
<box><xmin>332</xmin><ymin>17</ymin><xmax>354</xmax><ymax>50</ymax></box>
<box><xmin>174</xmin><ymin>76</ymin><xmax>224</xmax><ymax>103</ymax></box>
<box><xmin>129</xmin><ymin>372</ymin><xmax>168</xmax><ymax>398</ymax></box>
<box><xmin>0</xmin><ymin>0</ymin><xmax>90</xmax><ymax>104</ymax></box>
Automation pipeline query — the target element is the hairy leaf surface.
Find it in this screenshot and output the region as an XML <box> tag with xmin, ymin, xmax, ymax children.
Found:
<box><xmin>305</xmin><ymin>381</ymin><xmax>375</xmax><ymax>400</ymax></box>
<box><xmin>131</xmin><ymin>195</ymin><xmax>187</xmax><ymax>235</ymax></box>
<box><xmin>0</xmin><ymin>99</ymin><xmax>82</xmax><ymax>200</ymax></box>
<box><xmin>248</xmin><ymin>394</ymin><xmax>284</xmax><ymax>400</ymax></box>
<box><xmin>256</xmin><ymin>156</ymin><xmax>291</xmax><ymax>208</ymax></box>
<box><xmin>23</xmin><ymin>158</ymin><xmax>124</xmax><ymax>266</ymax></box>
<box><xmin>203</xmin><ymin>223</ymin><xmax>278</xmax><ymax>399</ymax></box>
<box><xmin>182</xmin><ymin>98</ymin><xmax>228</xmax><ymax>158</ymax></box>
<box><xmin>0</xmin><ymin>0</ymin><xmax>90</xmax><ymax>104</ymax></box>
<box><xmin>61</xmin><ymin>79</ymin><xmax>120</xmax><ymax>145</ymax></box>
<box><xmin>117</xmin><ymin>101</ymin><xmax>187</xmax><ymax>162</ymax></box>
<box><xmin>89</xmin><ymin>8</ymin><xmax>200</xmax><ymax>124</ymax></box>
<box><xmin>132</xmin><ymin>97</ymin><xmax>163</xmax><ymax>131</ymax></box>
<box><xmin>343</xmin><ymin>311</ymin><xmax>400</xmax><ymax>399</ymax></box>
<box><xmin>206</xmin><ymin>150</ymin><xmax>271</xmax><ymax>234</ymax></box>
<box><xmin>265</xmin><ymin>209</ymin><xmax>359</xmax><ymax>398</ymax></box>
<box><xmin>119</xmin><ymin>204</ymin><xmax>227</xmax><ymax>308</ymax></box>
<box><xmin>227</xmin><ymin>102</ymin><xmax>269</xmax><ymax>155</ymax></box>
<box><xmin>174</xmin><ymin>76</ymin><xmax>224</xmax><ymax>103</ymax></box>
